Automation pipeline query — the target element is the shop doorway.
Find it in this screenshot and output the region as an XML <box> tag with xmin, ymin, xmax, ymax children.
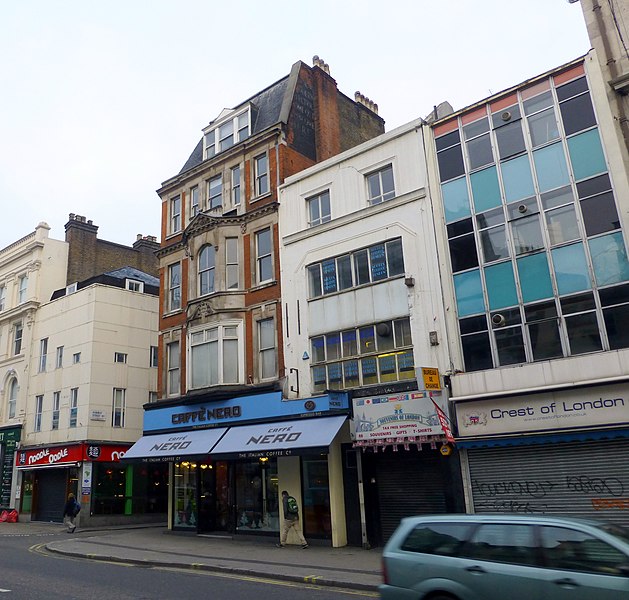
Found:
<box><xmin>33</xmin><ymin>468</ymin><xmax>73</xmax><ymax>522</ymax></box>
<box><xmin>198</xmin><ymin>461</ymin><xmax>231</xmax><ymax>533</ymax></box>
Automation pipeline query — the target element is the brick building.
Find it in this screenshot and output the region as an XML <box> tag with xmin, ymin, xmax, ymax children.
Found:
<box><xmin>128</xmin><ymin>57</ymin><xmax>384</xmax><ymax>542</ymax></box>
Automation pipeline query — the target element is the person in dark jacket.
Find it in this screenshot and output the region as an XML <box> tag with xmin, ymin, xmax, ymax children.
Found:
<box><xmin>63</xmin><ymin>492</ymin><xmax>80</xmax><ymax>533</ymax></box>
<box><xmin>276</xmin><ymin>490</ymin><xmax>308</xmax><ymax>549</ymax></box>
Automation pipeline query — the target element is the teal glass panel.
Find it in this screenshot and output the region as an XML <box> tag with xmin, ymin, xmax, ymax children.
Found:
<box><xmin>551</xmin><ymin>242</ymin><xmax>592</xmax><ymax>294</ymax></box>
<box><xmin>501</xmin><ymin>155</ymin><xmax>535</xmax><ymax>202</ymax></box>
<box><xmin>441</xmin><ymin>177</ymin><xmax>470</xmax><ymax>223</ymax></box>
<box><xmin>470</xmin><ymin>166</ymin><xmax>501</xmax><ymax>212</ymax></box>
<box><xmin>589</xmin><ymin>232</ymin><xmax>629</xmax><ymax>286</ymax></box>
<box><xmin>454</xmin><ymin>270</ymin><xmax>485</xmax><ymax>317</ymax></box>
<box><xmin>567</xmin><ymin>129</ymin><xmax>607</xmax><ymax>181</ymax></box>
<box><xmin>517</xmin><ymin>252</ymin><xmax>553</xmax><ymax>302</ymax></box>
<box><xmin>533</xmin><ymin>142</ymin><xmax>570</xmax><ymax>192</ymax></box>
<box><xmin>484</xmin><ymin>261</ymin><xmax>518</xmax><ymax>310</ymax></box>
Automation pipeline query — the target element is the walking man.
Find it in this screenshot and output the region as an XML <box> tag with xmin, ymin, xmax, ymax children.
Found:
<box><xmin>276</xmin><ymin>490</ymin><xmax>308</xmax><ymax>549</ymax></box>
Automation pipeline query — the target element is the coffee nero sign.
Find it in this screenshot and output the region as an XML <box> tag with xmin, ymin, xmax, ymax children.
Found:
<box><xmin>456</xmin><ymin>383</ymin><xmax>629</xmax><ymax>437</ymax></box>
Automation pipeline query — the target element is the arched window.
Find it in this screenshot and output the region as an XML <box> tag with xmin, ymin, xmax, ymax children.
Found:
<box><xmin>8</xmin><ymin>378</ymin><xmax>17</xmax><ymax>419</ymax></box>
<box><xmin>199</xmin><ymin>246</ymin><xmax>216</xmax><ymax>296</ymax></box>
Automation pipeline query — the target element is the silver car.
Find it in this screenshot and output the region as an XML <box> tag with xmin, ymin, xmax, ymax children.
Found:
<box><xmin>380</xmin><ymin>514</ymin><xmax>629</xmax><ymax>599</ymax></box>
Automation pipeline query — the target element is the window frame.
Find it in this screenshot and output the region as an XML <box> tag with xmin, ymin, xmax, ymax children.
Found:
<box><xmin>307</xmin><ymin>190</ymin><xmax>331</xmax><ymax>227</ymax></box>
<box><xmin>35</xmin><ymin>395</ymin><xmax>43</xmax><ymax>432</ymax></box>
<box><xmin>56</xmin><ymin>346</ymin><xmax>64</xmax><ymax>369</ymax></box>
<box><xmin>168</xmin><ymin>262</ymin><xmax>182</xmax><ymax>312</ymax></box>
<box><xmin>366</xmin><ymin>164</ymin><xmax>395</xmax><ymax>205</ymax></box>
<box><xmin>126</xmin><ymin>279</ymin><xmax>144</xmax><ymax>293</ymax></box>
<box><xmin>13</xmin><ymin>322</ymin><xmax>23</xmax><ymax>356</ymax></box>
<box><xmin>198</xmin><ymin>245</ymin><xmax>216</xmax><ymax>296</ymax></box>
<box><xmin>114</xmin><ymin>352</ymin><xmax>128</xmax><ymax>364</ymax></box>
<box><xmin>188</xmin><ymin>322</ymin><xmax>244</xmax><ymax>389</ymax></box>
<box><xmin>18</xmin><ymin>274</ymin><xmax>28</xmax><ymax>304</ymax></box>
<box><xmin>255</xmin><ymin>227</ymin><xmax>273</xmax><ymax>284</ymax></box>
<box><xmin>150</xmin><ymin>345</ymin><xmax>158</xmax><ymax>368</ymax></box>
<box><xmin>69</xmin><ymin>387</ymin><xmax>78</xmax><ymax>428</ymax></box>
<box><xmin>254</xmin><ymin>153</ymin><xmax>269</xmax><ymax>197</ymax></box>
<box><xmin>39</xmin><ymin>338</ymin><xmax>48</xmax><ymax>373</ymax></box>
<box><xmin>258</xmin><ymin>317</ymin><xmax>276</xmax><ymax>380</ymax></box>
<box><xmin>7</xmin><ymin>378</ymin><xmax>17</xmax><ymax>420</ymax></box>
<box><xmin>203</xmin><ymin>108</ymin><xmax>250</xmax><ymax>160</ymax></box>
<box><xmin>167</xmin><ymin>341</ymin><xmax>180</xmax><ymax>397</ymax></box>
<box><xmin>231</xmin><ymin>165</ymin><xmax>241</xmax><ymax>206</ymax></box>
<box><xmin>112</xmin><ymin>388</ymin><xmax>126</xmax><ymax>428</ymax></box>
<box><xmin>52</xmin><ymin>391</ymin><xmax>60</xmax><ymax>430</ymax></box>
<box><xmin>208</xmin><ymin>175</ymin><xmax>222</xmax><ymax>210</ymax></box>
<box><xmin>0</xmin><ymin>285</ymin><xmax>5</xmax><ymax>311</ymax></box>
<box><xmin>169</xmin><ymin>194</ymin><xmax>182</xmax><ymax>234</ymax></box>
<box><xmin>190</xmin><ymin>185</ymin><xmax>200</xmax><ymax>218</ymax></box>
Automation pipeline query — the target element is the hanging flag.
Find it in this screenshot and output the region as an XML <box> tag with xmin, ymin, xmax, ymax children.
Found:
<box><xmin>432</xmin><ymin>399</ymin><xmax>455</xmax><ymax>444</ymax></box>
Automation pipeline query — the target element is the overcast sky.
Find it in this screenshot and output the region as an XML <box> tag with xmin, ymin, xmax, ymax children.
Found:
<box><xmin>0</xmin><ymin>1</ymin><xmax>591</xmax><ymax>251</ymax></box>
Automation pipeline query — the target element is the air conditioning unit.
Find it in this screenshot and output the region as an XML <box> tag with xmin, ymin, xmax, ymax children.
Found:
<box><xmin>492</xmin><ymin>313</ymin><xmax>506</xmax><ymax>327</ymax></box>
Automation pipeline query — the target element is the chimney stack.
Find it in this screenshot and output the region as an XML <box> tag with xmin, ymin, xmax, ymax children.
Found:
<box><xmin>312</xmin><ymin>55</ymin><xmax>330</xmax><ymax>75</ymax></box>
<box><xmin>354</xmin><ymin>91</ymin><xmax>378</xmax><ymax>115</ymax></box>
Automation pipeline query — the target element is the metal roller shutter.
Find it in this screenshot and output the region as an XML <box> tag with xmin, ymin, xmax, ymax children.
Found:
<box><xmin>467</xmin><ymin>439</ymin><xmax>629</xmax><ymax>528</ymax></box>
<box><xmin>376</xmin><ymin>452</ymin><xmax>446</xmax><ymax>542</ymax></box>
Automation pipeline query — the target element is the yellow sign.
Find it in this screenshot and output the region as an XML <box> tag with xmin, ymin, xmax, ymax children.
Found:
<box><xmin>421</xmin><ymin>367</ymin><xmax>441</xmax><ymax>391</ymax></box>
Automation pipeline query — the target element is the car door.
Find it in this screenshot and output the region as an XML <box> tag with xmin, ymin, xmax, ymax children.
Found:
<box><xmin>537</xmin><ymin>525</ymin><xmax>629</xmax><ymax>600</ymax></box>
<box><xmin>456</xmin><ymin>523</ymin><xmax>545</xmax><ymax>600</ymax></box>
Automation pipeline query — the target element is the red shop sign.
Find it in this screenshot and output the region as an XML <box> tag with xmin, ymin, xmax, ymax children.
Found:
<box><xmin>84</xmin><ymin>444</ymin><xmax>130</xmax><ymax>462</ymax></box>
<box><xmin>16</xmin><ymin>444</ymin><xmax>84</xmax><ymax>468</ymax></box>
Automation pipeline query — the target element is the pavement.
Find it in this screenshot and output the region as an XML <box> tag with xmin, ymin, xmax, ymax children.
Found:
<box><xmin>0</xmin><ymin>521</ymin><xmax>383</xmax><ymax>593</ymax></box>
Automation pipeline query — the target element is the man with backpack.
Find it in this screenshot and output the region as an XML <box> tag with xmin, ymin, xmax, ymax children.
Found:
<box><xmin>276</xmin><ymin>490</ymin><xmax>308</xmax><ymax>549</ymax></box>
<box><xmin>63</xmin><ymin>492</ymin><xmax>81</xmax><ymax>533</ymax></box>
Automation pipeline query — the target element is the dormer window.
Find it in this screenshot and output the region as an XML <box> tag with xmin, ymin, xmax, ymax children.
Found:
<box><xmin>126</xmin><ymin>279</ymin><xmax>144</xmax><ymax>293</ymax></box>
<box><xmin>204</xmin><ymin>109</ymin><xmax>250</xmax><ymax>160</ymax></box>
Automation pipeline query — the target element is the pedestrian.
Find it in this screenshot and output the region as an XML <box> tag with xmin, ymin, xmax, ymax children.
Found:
<box><xmin>63</xmin><ymin>492</ymin><xmax>80</xmax><ymax>533</ymax></box>
<box><xmin>276</xmin><ymin>490</ymin><xmax>308</xmax><ymax>549</ymax></box>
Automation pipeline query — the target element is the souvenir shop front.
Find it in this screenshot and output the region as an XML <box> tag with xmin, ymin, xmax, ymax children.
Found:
<box><xmin>348</xmin><ymin>390</ymin><xmax>464</xmax><ymax>547</ymax></box>
<box><xmin>15</xmin><ymin>441</ymin><xmax>168</xmax><ymax>525</ymax></box>
<box><xmin>124</xmin><ymin>391</ymin><xmax>352</xmax><ymax>546</ymax></box>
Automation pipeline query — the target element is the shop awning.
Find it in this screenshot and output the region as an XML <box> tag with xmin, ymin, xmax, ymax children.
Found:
<box><xmin>210</xmin><ymin>415</ymin><xmax>347</xmax><ymax>459</ymax></box>
<box><xmin>122</xmin><ymin>427</ymin><xmax>228</xmax><ymax>462</ymax></box>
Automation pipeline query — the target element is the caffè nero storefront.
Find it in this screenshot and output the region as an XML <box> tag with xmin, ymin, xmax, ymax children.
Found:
<box><xmin>123</xmin><ymin>391</ymin><xmax>352</xmax><ymax>547</ymax></box>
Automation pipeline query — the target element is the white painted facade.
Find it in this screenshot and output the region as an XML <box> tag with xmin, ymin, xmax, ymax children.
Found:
<box><xmin>279</xmin><ymin>118</ymin><xmax>451</xmax><ymax>399</ymax></box>
<box><xmin>0</xmin><ymin>223</ymin><xmax>67</xmax><ymax>429</ymax></box>
<box><xmin>26</xmin><ymin>283</ymin><xmax>158</xmax><ymax>446</ymax></box>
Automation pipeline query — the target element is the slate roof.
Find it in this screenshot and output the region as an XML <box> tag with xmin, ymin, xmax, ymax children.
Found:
<box><xmin>179</xmin><ymin>75</ymin><xmax>290</xmax><ymax>175</ymax></box>
<box><xmin>105</xmin><ymin>267</ymin><xmax>159</xmax><ymax>287</ymax></box>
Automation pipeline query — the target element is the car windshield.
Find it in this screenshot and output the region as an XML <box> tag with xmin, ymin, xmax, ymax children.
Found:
<box><xmin>598</xmin><ymin>523</ymin><xmax>629</xmax><ymax>544</ymax></box>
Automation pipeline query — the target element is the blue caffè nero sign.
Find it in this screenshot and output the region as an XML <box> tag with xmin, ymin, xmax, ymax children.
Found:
<box><xmin>143</xmin><ymin>391</ymin><xmax>349</xmax><ymax>433</ymax></box>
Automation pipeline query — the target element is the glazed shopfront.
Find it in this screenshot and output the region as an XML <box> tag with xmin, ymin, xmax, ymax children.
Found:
<box><xmin>15</xmin><ymin>441</ymin><xmax>168</xmax><ymax>525</ymax></box>
<box><xmin>124</xmin><ymin>391</ymin><xmax>351</xmax><ymax>546</ymax></box>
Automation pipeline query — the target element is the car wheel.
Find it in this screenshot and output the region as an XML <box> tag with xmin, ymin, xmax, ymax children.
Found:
<box><xmin>426</xmin><ymin>595</ymin><xmax>459</xmax><ymax>600</ymax></box>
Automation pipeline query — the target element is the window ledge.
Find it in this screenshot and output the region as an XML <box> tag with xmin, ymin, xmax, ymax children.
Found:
<box><xmin>251</xmin><ymin>280</ymin><xmax>277</xmax><ymax>292</ymax></box>
<box><xmin>250</xmin><ymin>191</ymin><xmax>273</xmax><ymax>203</ymax></box>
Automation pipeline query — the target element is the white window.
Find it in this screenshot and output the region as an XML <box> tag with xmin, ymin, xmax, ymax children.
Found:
<box><xmin>18</xmin><ymin>274</ymin><xmax>28</xmax><ymax>304</ymax></box>
<box><xmin>258</xmin><ymin>318</ymin><xmax>276</xmax><ymax>379</ymax></box>
<box><xmin>198</xmin><ymin>246</ymin><xmax>216</xmax><ymax>296</ymax></box>
<box><xmin>56</xmin><ymin>346</ymin><xmax>64</xmax><ymax>369</ymax></box>
<box><xmin>8</xmin><ymin>378</ymin><xmax>17</xmax><ymax>420</ymax></box>
<box><xmin>0</xmin><ymin>286</ymin><xmax>5</xmax><ymax>311</ymax></box>
<box><xmin>307</xmin><ymin>190</ymin><xmax>331</xmax><ymax>227</ymax></box>
<box><xmin>150</xmin><ymin>345</ymin><xmax>158</xmax><ymax>368</ymax></box>
<box><xmin>167</xmin><ymin>341</ymin><xmax>180</xmax><ymax>397</ymax></box>
<box><xmin>208</xmin><ymin>175</ymin><xmax>222</xmax><ymax>210</ymax></box>
<box><xmin>52</xmin><ymin>391</ymin><xmax>60</xmax><ymax>430</ymax></box>
<box><xmin>168</xmin><ymin>263</ymin><xmax>181</xmax><ymax>311</ymax></box>
<box><xmin>69</xmin><ymin>388</ymin><xmax>78</xmax><ymax>428</ymax></box>
<box><xmin>126</xmin><ymin>279</ymin><xmax>144</xmax><ymax>292</ymax></box>
<box><xmin>35</xmin><ymin>395</ymin><xmax>43</xmax><ymax>432</ymax></box>
<box><xmin>256</xmin><ymin>228</ymin><xmax>273</xmax><ymax>283</ymax></box>
<box><xmin>190</xmin><ymin>185</ymin><xmax>200</xmax><ymax>217</ymax></box>
<box><xmin>148</xmin><ymin>391</ymin><xmax>158</xmax><ymax>403</ymax></box>
<box><xmin>366</xmin><ymin>164</ymin><xmax>395</xmax><ymax>205</ymax></box>
<box><xmin>66</xmin><ymin>282</ymin><xmax>78</xmax><ymax>295</ymax></box>
<box><xmin>170</xmin><ymin>194</ymin><xmax>181</xmax><ymax>234</ymax></box>
<box><xmin>114</xmin><ymin>352</ymin><xmax>127</xmax><ymax>364</ymax></box>
<box><xmin>112</xmin><ymin>388</ymin><xmax>126</xmax><ymax>428</ymax></box>
<box><xmin>231</xmin><ymin>166</ymin><xmax>241</xmax><ymax>206</ymax></box>
<box><xmin>13</xmin><ymin>322</ymin><xmax>23</xmax><ymax>356</ymax></box>
<box><xmin>189</xmin><ymin>323</ymin><xmax>242</xmax><ymax>388</ymax></box>
<box><xmin>203</xmin><ymin>109</ymin><xmax>250</xmax><ymax>159</ymax></box>
<box><xmin>226</xmin><ymin>237</ymin><xmax>239</xmax><ymax>290</ymax></box>
<box><xmin>73</xmin><ymin>352</ymin><xmax>81</xmax><ymax>364</ymax></box>
<box><xmin>39</xmin><ymin>338</ymin><xmax>48</xmax><ymax>373</ymax></box>
<box><xmin>254</xmin><ymin>154</ymin><xmax>269</xmax><ymax>196</ymax></box>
